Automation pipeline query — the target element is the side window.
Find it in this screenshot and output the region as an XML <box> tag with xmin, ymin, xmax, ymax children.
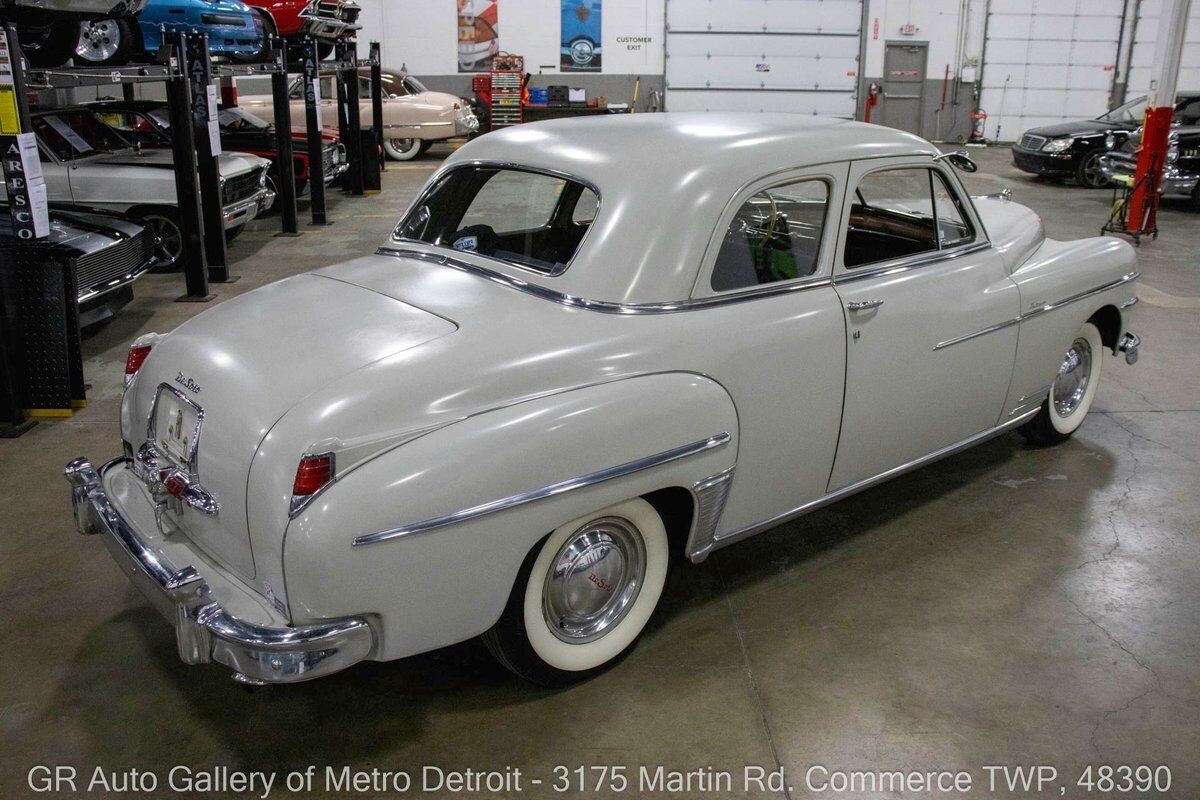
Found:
<box><xmin>571</xmin><ymin>188</ymin><xmax>598</xmax><ymax>224</ymax></box>
<box><xmin>710</xmin><ymin>179</ymin><xmax>829</xmax><ymax>292</ymax></box>
<box><xmin>844</xmin><ymin>167</ymin><xmax>973</xmax><ymax>269</ymax></box>
<box><xmin>932</xmin><ymin>172</ymin><xmax>974</xmax><ymax>248</ymax></box>
<box><xmin>460</xmin><ymin>170</ymin><xmax>566</xmax><ymax>233</ymax></box>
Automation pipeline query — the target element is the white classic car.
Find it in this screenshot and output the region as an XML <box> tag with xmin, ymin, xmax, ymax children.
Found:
<box><xmin>19</xmin><ymin>107</ymin><xmax>275</xmax><ymax>269</ymax></box>
<box><xmin>240</xmin><ymin>71</ymin><xmax>479</xmax><ymax>162</ymax></box>
<box><xmin>66</xmin><ymin>114</ymin><xmax>1141</xmax><ymax>687</ymax></box>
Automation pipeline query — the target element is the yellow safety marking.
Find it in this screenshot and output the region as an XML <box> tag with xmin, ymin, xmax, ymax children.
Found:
<box><xmin>24</xmin><ymin>408</ymin><xmax>74</xmax><ymax>418</ymax></box>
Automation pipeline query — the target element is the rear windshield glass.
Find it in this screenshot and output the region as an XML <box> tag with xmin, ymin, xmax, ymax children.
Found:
<box><xmin>393</xmin><ymin>166</ymin><xmax>598</xmax><ymax>274</ymax></box>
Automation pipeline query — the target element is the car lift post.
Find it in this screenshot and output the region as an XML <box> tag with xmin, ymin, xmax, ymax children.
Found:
<box><xmin>302</xmin><ymin>37</ymin><xmax>328</xmax><ymax>225</ymax></box>
<box><xmin>165</xmin><ymin>35</ymin><xmax>213</xmax><ymax>301</ymax></box>
<box><xmin>0</xmin><ymin>24</ymin><xmax>40</xmax><ymax>435</ymax></box>
<box><xmin>335</xmin><ymin>38</ymin><xmax>364</xmax><ymax>196</ymax></box>
<box><xmin>270</xmin><ymin>37</ymin><xmax>301</xmax><ymax>236</ymax></box>
<box><xmin>184</xmin><ymin>32</ymin><xmax>233</xmax><ymax>282</ymax></box>
<box><xmin>370</xmin><ymin>41</ymin><xmax>384</xmax><ymax>175</ymax></box>
<box><xmin>1123</xmin><ymin>0</ymin><xmax>1191</xmax><ymax>238</ymax></box>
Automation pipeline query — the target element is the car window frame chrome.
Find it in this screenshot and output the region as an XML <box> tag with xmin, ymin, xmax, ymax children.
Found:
<box><xmin>390</xmin><ymin>159</ymin><xmax>603</xmax><ymax>279</ymax></box>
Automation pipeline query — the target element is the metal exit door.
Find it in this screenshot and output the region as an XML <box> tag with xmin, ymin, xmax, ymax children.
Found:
<box><xmin>880</xmin><ymin>41</ymin><xmax>927</xmax><ymax>135</ymax></box>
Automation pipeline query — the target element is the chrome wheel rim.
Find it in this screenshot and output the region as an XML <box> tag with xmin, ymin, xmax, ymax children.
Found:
<box><xmin>542</xmin><ymin>517</ymin><xmax>646</xmax><ymax>644</ymax></box>
<box><xmin>76</xmin><ymin>20</ymin><xmax>121</xmax><ymax>63</ymax></box>
<box><xmin>145</xmin><ymin>216</ymin><xmax>182</xmax><ymax>266</ymax></box>
<box><xmin>570</xmin><ymin>39</ymin><xmax>594</xmax><ymax>65</ymax></box>
<box><xmin>1053</xmin><ymin>337</ymin><xmax>1092</xmax><ymax>417</ymax></box>
<box><xmin>1080</xmin><ymin>153</ymin><xmax>1106</xmax><ymax>187</ymax></box>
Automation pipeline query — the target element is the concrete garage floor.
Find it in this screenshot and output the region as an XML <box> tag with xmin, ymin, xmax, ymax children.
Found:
<box><xmin>1</xmin><ymin>142</ymin><xmax>1197</xmax><ymax>799</ymax></box>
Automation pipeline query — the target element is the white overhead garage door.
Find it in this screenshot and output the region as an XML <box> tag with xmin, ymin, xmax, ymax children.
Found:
<box><xmin>980</xmin><ymin>0</ymin><xmax>1124</xmax><ymax>141</ymax></box>
<box><xmin>664</xmin><ymin>0</ymin><xmax>864</xmax><ymax>116</ymax></box>
<box><xmin>1125</xmin><ymin>0</ymin><xmax>1200</xmax><ymax>100</ymax></box>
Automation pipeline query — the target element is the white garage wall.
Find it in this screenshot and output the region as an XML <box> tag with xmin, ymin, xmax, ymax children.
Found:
<box><xmin>979</xmin><ymin>0</ymin><xmax>1125</xmax><ymax>141</ymax></box>
<box><xmin>353</xmin><ymin>0</ymin><xmax>664</xmax><ymax>76</ymax></box>
<box><xmin>1125</xmin><ymin>0</ymin><xmax>1200</xmax><ymax>99</ymax></box>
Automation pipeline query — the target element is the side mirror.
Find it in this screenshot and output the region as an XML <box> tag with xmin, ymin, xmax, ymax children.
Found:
<box><xmin>936</xmin><ymin>151</ymin><xmax>979</xmax><ymax>173</ymax></box>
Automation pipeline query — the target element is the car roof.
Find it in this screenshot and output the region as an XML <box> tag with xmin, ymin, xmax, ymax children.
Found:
<box><xmin>439</xmin><ymin>112</ymin><xmax>937</xmax><ymax>304</ymax></box>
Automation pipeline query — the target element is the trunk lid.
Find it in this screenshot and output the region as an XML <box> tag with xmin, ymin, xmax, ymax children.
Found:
<box><xmin>126</xmin><ymin>274</ymin><xmax>456</xmax><ymax>579</ymax></box>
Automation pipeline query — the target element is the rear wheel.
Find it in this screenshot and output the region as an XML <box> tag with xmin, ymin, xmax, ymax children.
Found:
<box><xmin>1019</xmin><ymin>322</ymin><xmax>1104</xmax><ymax>446</ymax></box>
<box><xmin>74</xmin><ymin>17</ymin><xmax>135</xmax><ymax>67</ymax></box>
<box><xmin>482</xmin><ymin>498</ymin><xmax>670</xmax><ymax>687</ymax></box>
<box><xmin>383</xmin><ymin>137</ymin><xmax>423</xmax><ymax>161</ymax></box>
<box><xmin>1075</xmin><ymin>150</ymin><xmax>1109</xmax><ymax>189</ymax></box>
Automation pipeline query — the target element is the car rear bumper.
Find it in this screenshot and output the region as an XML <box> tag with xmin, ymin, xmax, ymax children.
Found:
<box><xmin>65</xmin><ymin>456</ymin><xmax>373</xmax><ymax>684</ymax></box>
<box><xmin>1011</xmin><ymin>145</ymin><xmax>1075</xmax><ymax>176</ymax></box>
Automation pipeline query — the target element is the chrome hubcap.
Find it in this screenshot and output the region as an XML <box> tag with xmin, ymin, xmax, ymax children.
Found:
<box><xmin>390</xmin><ymin>138</ymin><xmax>417</xmax><ymax>154</ymax></box>
<box><xmin>76</xmin><ymin>20</ymin><xmax>120</xmax><ymax>62</ymax></box>
<box><xmin>543</xmin><ymin>517</ymin><xmax>645</xmax><ymax>644</ymax></box>
<box><xmin>1053</xmin><ymin>337</ymin><xmax>1092</xmax><ymax>417</ymax></box>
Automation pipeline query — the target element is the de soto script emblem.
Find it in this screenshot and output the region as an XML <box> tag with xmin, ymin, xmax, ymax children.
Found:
<box><xmin>175</xmin><ymin>372</ymin><xmax>202</xmax><ymax>394</ymax></box>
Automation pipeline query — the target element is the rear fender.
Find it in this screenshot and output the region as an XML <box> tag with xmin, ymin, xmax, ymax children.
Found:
<box><xmin>283</xmin><ymin>372</ymin><xmax>738</xmax><ymax>661</ymax></box>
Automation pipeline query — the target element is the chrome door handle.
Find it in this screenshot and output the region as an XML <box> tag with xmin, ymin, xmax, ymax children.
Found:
<box><xmin>847</xmin><ymin>299</ymin><xmax>884</xmax><ymax>311</ymax></box>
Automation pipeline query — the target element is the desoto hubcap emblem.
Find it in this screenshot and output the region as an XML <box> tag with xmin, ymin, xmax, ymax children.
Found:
<box><xmin>543</xmin><ymin>517</ymin><xmax>646</xmax><ymax>644</ymax></box>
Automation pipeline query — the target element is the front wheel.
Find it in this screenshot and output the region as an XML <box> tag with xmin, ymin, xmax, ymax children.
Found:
<box><xmin>482</xmin><ymin>498</ymin><xmax>670</xmax><ymax>687</ymax></box>
<box><xmin>1075</xmin><ymin>150</ymin><xmax>1109</xmax><ymax>189</ymax></box>
<box><xmin>1019</xmin><ymin>322</ymin><xmax>1104</xmax><ymax>446</ymax></box>
<box><xmin>134</xmin><ymin>209</ymin><xmax>184</xmax><ymax>272</ymax></box>
<box><xmin>383</xmin><ymin>137</ymin><xmax>424</xmax><ymax>161</ymax></box>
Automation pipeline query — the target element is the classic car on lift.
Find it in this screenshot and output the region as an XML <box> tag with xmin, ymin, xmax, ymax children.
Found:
<box><xmin>1099</xmin><ymin>125</ymin><xmax>1200</xmax><ymax>212</ymax></box>
<box><xmin>240</xmin><ymin>69</ymin><xmax>479</xmax><ymax>161</ymax></box>
<box><xmin>66</xmin><ymin>114</ymin><xmax>1141</xmax><ymax>687</ymax></box>
<box><xmin>240</xmin><ymin>0</ymin><xmax>361</xmax><ymax>61</ymax></box>
<box><xmin>17</xmin><ymin>107</ymin><xmax>275</xmax><ymax>270</ymax></box>
<box><xmin>88</xmin><ymin>99</ymin><xmax>348</xmax><ymax>203</ymax></box>
<box><xmin>1011</xmin><ymin>91</ymin><xmax>1200</xmax><ymax>189</ymax></box>
<box><xmin>0</xmin><ymin>203</ymin><xmax>155</xmax><ymax>327</ymax></box>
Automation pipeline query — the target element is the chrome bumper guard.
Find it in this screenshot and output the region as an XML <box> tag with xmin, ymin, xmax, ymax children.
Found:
<box><xmin>1118</xmin><ymin>331</ymin><xmax>1140</xmax><ymax>365</ymax></box>
<box><xmin>65</xmin><ymin>457</ymin><xmax>373</xmax><ymax>685</ymax></box>
<box><xmin>222</xmin><ymin>186</ymin><xmax>275</xmax><ymax>230</ymax></box>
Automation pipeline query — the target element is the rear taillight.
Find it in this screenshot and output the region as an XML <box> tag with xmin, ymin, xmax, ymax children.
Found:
<box><xmin>291</xmin><ymin>453</ymin><xmax>335</xmax><ymax>514</ymax></box>
<box><xmin>124</xmin><ymin>344</ymin><xmax>152</xmax><ymax>387</ymax></box>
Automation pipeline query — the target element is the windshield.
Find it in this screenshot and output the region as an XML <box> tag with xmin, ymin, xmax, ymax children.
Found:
<box><xmin>33</xmin><ymin>110</ymin><xmax>132</xmax><ymax>160</ymax></box>
<box><xmin>218</xmin><ymin>106</ymin><xmax>271</xmax><ymax>131</ymax></box>
<box><xmin>393</xmin><ymin>166</ymin><xmax>599</xmax><ymax>274</ymax></box>
<box><xmin>1097</xmin><ymin>96</ymin><xmax>1147</xmax><ymax>124</ymax></box>
<box><xmin>93</xmin><ymin>108</ymin><xmax>171</xmax><ymax>147</ymax></box>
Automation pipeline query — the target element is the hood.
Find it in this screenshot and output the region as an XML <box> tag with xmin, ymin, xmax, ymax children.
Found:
<box><xmin>973</xmin><ymin>195</ymin><xmax>1044</xmax><ymax>274</ymax></box>
<box><xmin>87</xmin><ymin>148</ymin><xmax>270</xmax><ymax>177</ymax></box>
<box><xmin>0</xmin><ymin>205</ymin><xmax>141</xmax><ymax>251</ymax></box>
<box><xmin>1022</xmin><ymin>119</ymin><xmax>1124</xmax><ymax>138</ymax></box>
<box><xmin>123</xmin><ymin>273</ymin><xmax>457</xmax><ymax>580</ymax></box>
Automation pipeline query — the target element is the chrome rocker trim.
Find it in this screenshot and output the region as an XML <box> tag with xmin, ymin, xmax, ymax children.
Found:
<box><xmin>690</xmin><ymin>408</ymin><xmax>1039</xmax><ymax>561</ymax></box>
<box><xmin>354</xmin><ymin>432</ymin><xmax>732</xmax><ymax>547</ymax></box>
<box><xmin>64</xmin><ymin>457</ymin><xmax>373</xmax><ymax>685</ymax></box>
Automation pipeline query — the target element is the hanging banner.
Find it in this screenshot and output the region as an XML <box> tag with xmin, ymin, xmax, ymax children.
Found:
<box><xmin>561</xmin><ymin>0</ymin><xmax>601</xmax><ymax>72</ymax></box>
<box><xmin>458</xmin><ymin>0</ymin><xmax>499</xmax><ymax>73</ymax></box>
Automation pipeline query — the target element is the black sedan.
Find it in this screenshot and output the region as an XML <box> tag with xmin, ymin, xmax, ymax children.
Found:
<box><xmin>1011</xmin><ymin>92</ymin><xmax>1200</xmax><ymax>188</ymax></box>
<box><xmin>0</xmin><ymin>204</ymin><xmax>154</xmax><ymax>328</ymax></box>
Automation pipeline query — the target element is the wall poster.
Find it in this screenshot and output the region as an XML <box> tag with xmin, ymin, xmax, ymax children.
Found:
<box><xmin>561</xmin><ymin>0</ymin><xmax>602</xmax><ymax>72</ymax></box>
<box><xmin>458</xmin><ymin>0</ymin><xmax>499</xmax><ymax>73</ymax></box>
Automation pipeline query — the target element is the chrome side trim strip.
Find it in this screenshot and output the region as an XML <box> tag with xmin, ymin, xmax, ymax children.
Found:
<box><xmin>376</xmin><ymin>246</ymin><xmax>834</xmax><ymax>314</ymax></box>
<box><xmin>698</xmin><ymin>409</ymin><xmax>1038</xmax><ymax>557</ymax></box>
<box><xmin>933</xmin><ymin>316</ymin><xmax>1022</xmax><ymax>351</ymax></box>
<box><xmin>932</xmin><ymin>270</ymin><xmax>1141</xmax><ymax>352</ymax></box>
<box><xmin>833</xmin><ymin>241</ymin><xmax>992</xmax><ymax>285</ymax></box>
<box><xmin>353</xmin><ymin>432</ymin><xmax>733</xmax><ymax>547</ymax></box>
<box><xmin>1021</xmin><ymin>271</ymin><xmax>1141</xmax><ymax>320</ymax></box>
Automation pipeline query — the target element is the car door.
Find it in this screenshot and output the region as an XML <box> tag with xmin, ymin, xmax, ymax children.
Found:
<box><xmin>827</xmin><ymin>156</ymin><xmax>1020</xmax><ymax>491</ymax></box>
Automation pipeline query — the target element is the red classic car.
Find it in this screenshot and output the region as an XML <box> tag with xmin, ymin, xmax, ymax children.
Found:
<box><xmin>240</xmin><ymin>0</ymin><xmax>360</xmax><ymax>59</ymax></box>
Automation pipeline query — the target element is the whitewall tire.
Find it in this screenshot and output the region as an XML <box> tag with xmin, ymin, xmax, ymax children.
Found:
<box><xmin>384</xmin><ymin>138</ymin><xmax>423</xmax><ymax>161</ymax></box>
<box><xmin>1019</xmin><ymin>322</ymin><xmax>1104</xmax><ymax>445</ymax></box>
<box><xmin>483</xmin><ymin>498</ymin><xmax>669</xmax><ymax>686</ymax></box>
